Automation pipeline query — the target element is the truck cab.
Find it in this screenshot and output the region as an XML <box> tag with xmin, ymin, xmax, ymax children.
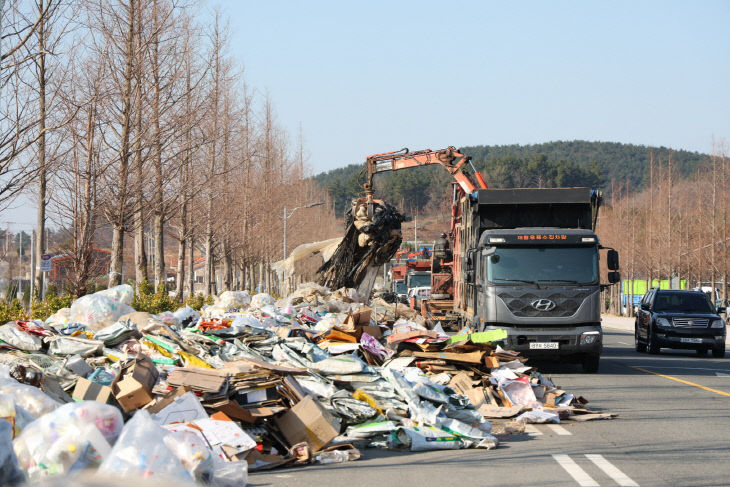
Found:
<box><xmin>452</xmin><ymin>187</ymin><xmax>620</xmax><ymax>373</ymax></box>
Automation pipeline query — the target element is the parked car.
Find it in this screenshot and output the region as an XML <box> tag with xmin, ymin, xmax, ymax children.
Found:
<box><xmin>635</xmin><ymin>288</ymin><xmax>726</xmax><ymax>357</ymax></box>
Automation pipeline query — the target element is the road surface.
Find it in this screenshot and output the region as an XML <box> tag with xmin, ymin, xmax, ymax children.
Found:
<box><xmin>249</xmin><ymin>315</ymin><xmax>730</xmax><ymax>487</ymax></box>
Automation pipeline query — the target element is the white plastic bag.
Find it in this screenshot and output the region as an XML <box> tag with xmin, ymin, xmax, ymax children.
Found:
<box><xmin>98</xmin><ymin>410</ymin><xmax>192</xmax><ymax>480</ymax></box>
<box><xmin>499</xmin><ymin>379</ymin><xmax>538</xmax><ymax>406</ymax></box>
<box><xmin>216</xmin><ymin>291</ymin><xmax>251</xmax><ymax>309</ymax></box>
<box><xmin>69</xmin><ymin>294</ymin><xmax>135</xmax><ymax>332</ymax></box>
<box><xmin>172</xmin><ymin>306</ymin><xmax>201</xmax><ymax>327</ymax></box>
<box><xmin>13</xmin><ymin>401</ymin><xmax>123</xmax><ymax>479</ymax></box>
<box><xmin>47</xmin><ymin>336</ymin><xmax>104</xmax><ymax>357</ymax></box>
<box><xmin>0</xmin><ymin>378</ymin><xmax>60</xmax><ymax>417</ymax></box>
<box><xmin>0</xmin><ymin>324</ymin><xmax>42</xmax><ymax>351</ymax></box>
<box><xmin>250</xmin><ymin>293</ymin><xmax>275</xmax><ymax>309</ymax></box>
<box><xmin>95</xmin><ymin>284</ymin><xmax>134</xmax><ymax>306</ymax></box>
<box><xmin>516</xmin><ymin>409</ymin><xmax>560</xmax><ymax>424</ymax></box>
<box><xmin>312</xmin><ymin>355</ymin><xmax>365</xmax><ymax>375</ymax></box>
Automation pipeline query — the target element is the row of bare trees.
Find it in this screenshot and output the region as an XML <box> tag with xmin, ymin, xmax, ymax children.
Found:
<box><xmin>1</xmin><ymin>0</ymin><xmax>338</xmax><ymax>298</ymax></box>
<box><xmin>599</xmin><ymin>145</ymin><xmax>729</xmax><ymax>315</ymax></box>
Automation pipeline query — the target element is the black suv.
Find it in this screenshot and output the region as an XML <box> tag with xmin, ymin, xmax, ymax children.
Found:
<box><xmin>635</xmin><ymin>288</ymin><xmax>726</xmax><ymax>357</ymax></box>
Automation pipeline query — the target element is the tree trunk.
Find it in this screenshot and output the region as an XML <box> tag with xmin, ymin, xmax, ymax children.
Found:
<box><xmin>108</xmin><ymin>0</ymin><xmax>135</xmax><ymax>288</ymax></box>
<box><xmin>175</xmin><ymin>225</ymin><xmax>185</xmax><ymax>301</ymax></box>
<box><xmin>133</xmin><ymin>0</ymin><xmax>147</xmax><ymax>286</ymax></box>
<box><xmin>34</xmin><ymin>0</ymin><xmax>47</xmax><ymax>296</ymax></box>
<box><xmin>109</xmin><ymin>224</ymin><xmax>124</xmax><ymax>286</ymax></box>
<box><xmin>186</xmin><ymin>235</ymin><xmax>194</xmax><ymax>297</ymax></box>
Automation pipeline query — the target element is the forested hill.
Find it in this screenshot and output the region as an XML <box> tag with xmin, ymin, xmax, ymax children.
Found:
<box><xmin>315</xmin><ymin>140</ymin><xmax>709</xmax><ymax>215</ymax></box>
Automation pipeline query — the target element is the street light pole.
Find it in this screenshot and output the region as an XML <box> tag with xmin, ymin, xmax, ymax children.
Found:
<box><xmin>282</xmin><ymin>201</ymin><xmax>324</xmax><ymax>260</ymax></box>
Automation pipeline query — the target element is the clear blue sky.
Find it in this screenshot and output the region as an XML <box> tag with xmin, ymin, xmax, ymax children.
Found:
<box><xmin>222</xmin><ymin>0</ymin><xmax>730</xmax><ymax>172</ymax></box>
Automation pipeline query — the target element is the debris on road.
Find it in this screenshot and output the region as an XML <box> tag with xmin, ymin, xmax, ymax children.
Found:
<box><xmin>0</xmin><ymin>283</ymin><xmax>613</xmax><ymax>485</ymax></box>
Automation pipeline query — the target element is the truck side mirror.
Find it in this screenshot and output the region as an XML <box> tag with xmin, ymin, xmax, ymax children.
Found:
<box><xmin>607</xmin><ymin>250</ymin><xmax>619</xmax><ymax>270</ymax></box>
<box><xmin>608</xmin><ymin>271</ymin><xmax>620</xmax><ymax>284</ymax></box>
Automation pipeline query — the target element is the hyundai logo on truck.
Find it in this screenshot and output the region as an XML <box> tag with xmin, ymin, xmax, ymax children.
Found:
<box><xmin>531</xmin><ymin>299</ymin><xmax>556</xmax><ymax>311</ymax></box>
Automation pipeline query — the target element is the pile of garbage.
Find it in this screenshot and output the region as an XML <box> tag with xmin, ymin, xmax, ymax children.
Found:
<box><xmin>0</xmin><ymin>283</ymin><xmax>613</xmax><ymax>485</ymax></box>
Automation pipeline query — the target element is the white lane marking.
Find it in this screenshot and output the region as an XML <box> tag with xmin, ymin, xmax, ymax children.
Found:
<box><xmin>586</xmin><ymin>454</ymin><xmax>639</xmax><ymax>486</ymax></box>
<box><xmin>553</xmin><ymin>454</ymin><xmax>599</xmax><ymax>487</ymax></box>
<box><xmin>524</xmin><ymin>424</ymin><xmax>542</xmax><ymax>435</ymax></box>
<box><xmin>547</xmin><ymin>424</ymin><xmax>572</xmax><ymax>435</ymax></box>
<box><xmin>616</xmin><ymin>341</ymin><xmax>629</xmax><ymax>345</ymax></box>
<box><xmin>716</xmin><ymin>372</ymin><xmax>730</xmax><ymax>377</ymax></box>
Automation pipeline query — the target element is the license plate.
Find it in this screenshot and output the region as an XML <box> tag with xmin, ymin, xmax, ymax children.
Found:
<box><xmin>680</xmin><ymin>337</ymin><xmax>703</xmax><ymax>344</ymax></box>
<box><xmin>530</xmin><ymin>342</ymin><xmax>559</xmax><ymax>349</ymax></box>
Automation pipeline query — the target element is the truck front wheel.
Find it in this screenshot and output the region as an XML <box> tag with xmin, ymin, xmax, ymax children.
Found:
<box><xmin>582</xmin><ymin>354</ymin><xmax>600</xmax><ymax>373</ymax></box>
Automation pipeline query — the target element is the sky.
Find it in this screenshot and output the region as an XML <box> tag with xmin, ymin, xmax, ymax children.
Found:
<box><xmin>222</xmin><ymin>0</ymin><xmax>730</xmax><ymax>172</ymax></box>
<box><xmin>3</xmin><ymin>0</ymin><xmax>729</xmax><ymax>228</ymax></box>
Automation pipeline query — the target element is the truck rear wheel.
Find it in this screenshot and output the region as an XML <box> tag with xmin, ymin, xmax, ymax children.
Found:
<box><xmin>582</xmin><ymin>354</ymin><xmax>600</xmax><ymax>373</ymax></box>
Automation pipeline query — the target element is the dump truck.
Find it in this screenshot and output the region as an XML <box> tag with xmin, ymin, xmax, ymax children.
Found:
<box><xmin>363</xmin><ymin>147</ymin><xmax>620</xmax><ymax>372</ymax></box>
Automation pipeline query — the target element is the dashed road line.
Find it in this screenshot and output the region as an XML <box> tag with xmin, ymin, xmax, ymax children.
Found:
<box><xmin>547</xmin><ymin>424</ymin><xmax>572</xmax><ymax>435</ymax></box>
<box><xmin>524</xmin><ymin>424</ymin><xmax>542</xmax><ymax>436</ymax></box>
<box><xmin>553</xmin><ymin>454</ymin><xmax>599</xmax><ymax>486</ymax></box>
<box><xmin>585</xmin><ymin>454</ymin><xmax>639</xmax><ymax>486</ymax></box>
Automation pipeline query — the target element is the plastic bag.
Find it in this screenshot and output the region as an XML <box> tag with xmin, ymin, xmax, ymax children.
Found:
<box><xmin>0</xmin><ymin>323</ymin><xmax>42</xmax><ymax>351</ymax></box>
<box><xmin>173</xmin><ymin>306</ymin><xmax>201</xmax><ymax>327</ymax></box>
<box><xmin>516</xmin><ymin>409</ymin><xmax>560</xmax><ymax>424</ymax></box>
<box><xmin>163</xmin><ymin>429</ymin><xmax>215</xmax><ymax>480</ymax></box>
<box><xmin>312</xmin><ymin>355</ymin><xmax>365</xmax><ymax>375</ymax></box>
<box><xmin>391</xmin><ymin>425</ymin><xmax>469</xmax><ymax>451</ymax></box>
<box><xmin>48</xmin><ymin>336</ymin><xmax>104</xmax><ymax>357</ymax></box>
<box><xmin>69</xmin><ymin>294</ymin><xmax>135</xmax><ymax>332</ymax></box>
<box><xmin>95</xmin><ymin>284</ymin><xmax>134</xmax><ymax>306</ymax></box>
<box><xmin>209</xmin><ymin>459</ymin><xmax>248</xmax><ymax>487</ymax></box>
<box><xmin>0</xmin><ymin>378</ymin><xmax>60</xmax><ymax>417</ymax></box>
<box><xmin>0</xmin><ymin>420</ymin><xmax>25</xmax><ymax>485</ymax></box>
<box><xmin>499</xmin><ymin>378</ymin><xmax>538</xmax><ymax>407</ymax></box>
<box><xmin>98</xmin><ymin>410</ymin><xmax>191</xmax><ymax>481</ymax></box>
<box><xmin>46</xmin><ymin>307</ymin><xmax>72</xmax><ymax>327</ymax></box>
<box><xmin>250</xmin><ymin>293</ymin><xmax>275</xmax><ymax>309</ymax></box>
<box><xmin>93</xmin><ymin>320</ymin><xmax>139</xmax><ymax>346</ymax></box>
<box><xmin>216</xmin><ymin>291</ymin><xmax>251</xmax><ymax>310</ymax></box>
<box><xmin>14</xmin><ymin>401</ymin><xmax>123</xmax><ymax>479</ymax></box>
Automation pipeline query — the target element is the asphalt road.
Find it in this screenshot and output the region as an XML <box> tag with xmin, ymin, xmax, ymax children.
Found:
<box><xmin>249</xmin><ymin>316</ymin><xmax>730</xmax><ymax>487</ymax></box>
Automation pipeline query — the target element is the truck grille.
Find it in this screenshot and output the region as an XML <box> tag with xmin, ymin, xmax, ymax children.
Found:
<box><xmin>498</xmin><ymin>290</ymin><xmax>588</xmax><ymax>317</ymax></box>
<box><xmin>671</xmin><ymin>318</ymin><xmax>709</xmax><ymax>327</ymax></box>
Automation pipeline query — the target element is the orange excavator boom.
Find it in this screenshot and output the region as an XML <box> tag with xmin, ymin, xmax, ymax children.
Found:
<box><xmin>363</xmin><ymin>146</ymin><xmax>487</xmax><ymax>198</ymax></box>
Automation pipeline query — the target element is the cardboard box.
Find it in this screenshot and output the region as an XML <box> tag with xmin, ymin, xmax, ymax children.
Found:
<box><xmin>110</xmin><ymin>355</ymin><xmax>159</xmax><ymax>412</ymax></box>
<box><xmin>73</xmin><ymin>377</ymin><xmax>114</xmax><ymax>404</ymax></box>
<box><xmin>275</xmin><ymin>395</ymin><xmax>340</xmax><ymax>452</ymax></box>
<box><xmin>484</xmin><ymin>356</ymin><xmax>500</xmax><ymax>369</ymax></box>
<box><xmin>386</xmin><ymin>330</ymin><xmax>439</xmax><ymax>345</ymax></box>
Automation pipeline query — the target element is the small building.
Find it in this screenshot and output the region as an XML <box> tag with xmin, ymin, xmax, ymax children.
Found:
<box><xmin>48</xmin><ymin>248</ymin><xmax>112</xmax><ymax>285</ymax></box>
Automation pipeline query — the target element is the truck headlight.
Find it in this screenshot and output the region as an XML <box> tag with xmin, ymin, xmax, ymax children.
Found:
<box><xmin>656</xmin><ymin>318</ymin><xmax>671</xmax><ymax>328</ymax></box>
<box><xmin>710</xmin><ymin>319</ymin><xmax>725</xmax><ymax>329</ymax></box>
<box><xmin>580</xmin><ymin>331</ymin><xmax>600</xmax><ymax>345</ymax></box>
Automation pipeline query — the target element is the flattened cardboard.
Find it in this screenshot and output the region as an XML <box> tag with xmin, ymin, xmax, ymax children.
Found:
<box><xmin>166</xmin><ymin>367</ymin><xmax>227</xmax><ymax>393</ymax></box>
<box><xmin>110</xmin><ymin>354</ymin><xmax>159</xmax><ymax>412</ymax></box>
<box><xmin>274</xmin><ymin>395</ymin><xmax>340</xmax><ymax>452</ymax></box>
<box><xmin>412</xmin><ymin>350</ymin><xmax>484</xmax><ymax>364</ymax></box>
<box><xmin>73</xmin><ymin>377</ymin><xmax>114</xmax><ymax>404</ymax></box>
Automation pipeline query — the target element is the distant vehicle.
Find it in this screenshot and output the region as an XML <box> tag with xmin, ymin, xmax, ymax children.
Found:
<box><xmin>635</xmin><ymin>288</ymin><xmax>726</xmax><ymax>357</ymax></box>
<box><xmin>691</xmin><ymin>286</ymin><xmax>722</xmax><ymax>307</ymax></box>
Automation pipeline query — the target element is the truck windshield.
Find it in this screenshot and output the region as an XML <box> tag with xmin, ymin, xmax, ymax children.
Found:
<box><xmin>653</xmin><ymin>293</ymin><xmax>714</xmax><ymax>313</ymax></box>
<box><xmin>487</xmin><ymin>246</ymin><xmax>598</xmax><ymax>285</ymax></box>
<box><xmin>408</xmin><ymin>274</ymin><xmax>431</xmax><ymax>288</ymax></box>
